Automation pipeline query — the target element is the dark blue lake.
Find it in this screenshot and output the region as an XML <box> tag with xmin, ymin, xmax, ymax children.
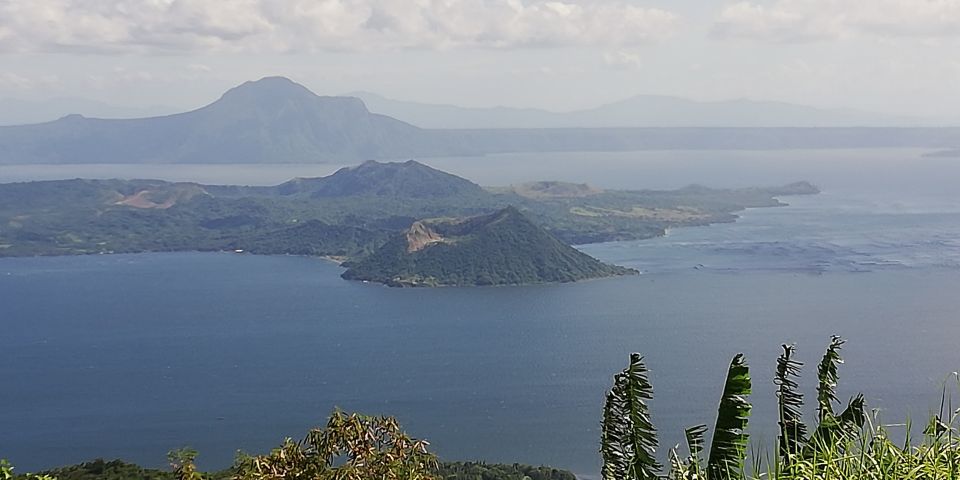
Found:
<box><xmin>3</xmin><ymin>150</ymin><xmax>960</xmax><ymax>478</ymax></box>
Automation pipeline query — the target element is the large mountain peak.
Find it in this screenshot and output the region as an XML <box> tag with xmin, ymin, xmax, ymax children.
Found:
<box><xmin>212</xmin><ymin>76</ymin><xmax>369</xmax><ymax>115</ymax></box>
<box><xmin>219</xmin><ymin>76</ymin><xmax>316</xmax><ymax>102</ymax></box>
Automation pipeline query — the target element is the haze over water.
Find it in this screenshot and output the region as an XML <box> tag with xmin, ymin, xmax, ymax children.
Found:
<box><xmin>3</xmin><ymin>149</ymin><xmax>960</xmax><ymax>478</ymax></box>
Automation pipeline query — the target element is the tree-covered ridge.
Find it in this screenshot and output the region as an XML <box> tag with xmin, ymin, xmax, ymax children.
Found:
<box><xmin>274</xmin><ymin>160</ymin><xmax>486</xmax><ymax>198</ymax></box>
<box><xmin>341</xmin><ymin>206</ymin><xmax>636</xmax><ymax>286</ymax></box>
<box><xmin>12</xmin><ymin>460</ymin><xmax>575</xmax><ymax>480</ymax></box>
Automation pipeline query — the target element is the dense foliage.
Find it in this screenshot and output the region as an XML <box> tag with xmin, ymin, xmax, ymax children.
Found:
<box><xmin>7</xmin><ymin>413</ymin><xmax>575</xmax><ymax>480</ymax></box>
<box><xmin>436</xmin><ymin>463</ymin><xmax>576</xmax><ymax>480</ymax></box>
<box><xmin>15</xmin><ymin>461</ymin><xmax>577</xmax><ymax>480</ymax></box>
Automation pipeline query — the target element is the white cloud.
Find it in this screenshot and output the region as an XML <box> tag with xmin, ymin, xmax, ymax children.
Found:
<box><xmin>0</xmin><ymin>71</ymin><xmax>61</xmax><ymax>90</ymax></box>
<box><xmin>713</xmin><ymin>0</ymin><xmax>960</xmax><ymax>42</ymax></box>
<box><xmin>0</xmin><ymin>0</ymin><xmax>680</xmax><ymax>54</ymax></box>
<box><xmin>603</xmin><ymin>50</ymin><xmax>644</xmax><ymax>70</ymax></box>
<box><xmin>0</xmin><ymin>72</ymin><xmax>33</xmax><ymax>89</ymax></box>
<box><xmin>186</xmin><ymin>63</ymin><xmax>213</xmax><ymax>73</ymax></box>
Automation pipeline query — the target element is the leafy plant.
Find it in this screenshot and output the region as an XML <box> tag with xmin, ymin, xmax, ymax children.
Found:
<box><xmin>705</xmin><ymin>354</ymin><xmax>752</xmax><ymax>480</ymax></box>
<box><xmin>668</xmin><ymin>425</ymin><xmax>707</xmax><ymax>480</ymax></box>
<box><xmin>233</xmin><ymin>410</ymin><xmax>437</xmax><ymax>480</ymax></box>
<box><xmin>602</xmin><ymin>353</ymin><xmax>752</xmax><ymax>480</ymax></box>
<box><xmin>2</xmin><ymin>461</ymin><xmax>56</xmax><ymax>480</ymax></box>
<box><xmin>774</xmin><ymin>344</ymin><xmax>807</xmax><ymax>465</ymax></box>
<box><xmin>804</xmin><ymin>337</ymin><xmax>866</xmax><ymax>459</ymax></box>
<box><xmin>600</xmin><ymin>353</ymin><xmax>660</xmax><ymax>480</ymax></box>
<box><xmin>167</xmin><ymin>449</ymin><xmax>201</xmax><ymax>480</ymax></box>
<box><xmin>601</xmin><ymin>338</ymin><xmax>878</xmax><ymax>479</ymax></box>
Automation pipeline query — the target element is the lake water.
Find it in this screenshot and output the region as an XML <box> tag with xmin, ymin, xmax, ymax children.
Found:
<box><xmin>3</xmin><ymin>149</ymin><xmax>960</xmax><ymax>477</ymax></box>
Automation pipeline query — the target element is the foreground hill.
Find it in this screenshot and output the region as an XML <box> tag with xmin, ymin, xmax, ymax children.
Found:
<box><xmin>342</xmin><ymin>206</ymin><xmax>637</xmax><ymax>287</ymax></box>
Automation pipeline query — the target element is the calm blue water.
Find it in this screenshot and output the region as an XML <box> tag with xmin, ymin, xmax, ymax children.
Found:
<box><xmin>3</xmin><ymin>150</ymin><xmax>960</xmax><ymax>477</ymax></box>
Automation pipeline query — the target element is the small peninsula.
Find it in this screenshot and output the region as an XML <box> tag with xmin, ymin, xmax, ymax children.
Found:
<box><xmin>341</xmin><ymin>206</ymin><xmax>636</xmax><ymax>286</ymax></box>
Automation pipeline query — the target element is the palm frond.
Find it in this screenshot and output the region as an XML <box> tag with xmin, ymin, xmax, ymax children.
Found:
<box><xmin>816</xmin><ymin>336</ymin><xmax>845</xmax><ymax>421</ymax></box>
<box><xmin>685</xmin><ymin>424</ymin><xmax>708</xmax><ymax>478</ymax></box>
<box><xmin>707</xmin><ymin>353</ymin><xmax>752</xmax><ymax>480</ymax></box>
<box><xmin>685</xmin><ymin>424</ymin><xmax>708</xmax><ymax>462</ymax></box>
<box><xmin>601</xmin><ymin>353</ymin><xmax>661</xmax><ymax>480</ymax></box>
<box><xmin>836</xmin><ymin>394</ymin><xmax>866</xmax><ymax>435</ymax></box>
<box><xmin>775</xmin><ymin>344</ymin><xmax>808</xmax><ymax>463</ymax></box>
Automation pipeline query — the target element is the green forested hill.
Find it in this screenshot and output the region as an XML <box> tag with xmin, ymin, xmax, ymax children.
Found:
<box><xmin>274</xmin><ymin>159</ymin><xmax>486</xmax><ymax>198</ymax></box>
<box><xmin>341</xmin><ymin>206</ymin><xmax>636</xmax><ymax>286</ymax></box>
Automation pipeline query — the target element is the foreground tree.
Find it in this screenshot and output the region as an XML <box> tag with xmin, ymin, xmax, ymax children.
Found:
<box><xmin>232</xmin><ymin>410</ymin><xmax>437</xmax><ymax>480</ymax></box>
<box><xmin>771</xmin><ymin>337</ymin><xmax>866</xmax><ymax>470</ymax></box>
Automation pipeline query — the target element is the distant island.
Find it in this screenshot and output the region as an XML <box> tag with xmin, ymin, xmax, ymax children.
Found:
<box><xmin>0</xmin><ymin>160</ymin><xmax>819</xmax><ymax>286</ymax></box>
<box><xmin>923</xmin><ymin>148</ymin><xmax>960</xmax><ymax>158</ymax></box>
<box><xmin>1</xmin><ymin>76</ymin><xmax>959</xmax><ymax>164</ymax></box>
<box><xmin>342</xmin><ymin>206</ymin><xmax>636</xmax><ymax>286</ymax></box>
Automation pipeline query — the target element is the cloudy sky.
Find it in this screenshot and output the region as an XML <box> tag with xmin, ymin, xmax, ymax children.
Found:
<box><xmin>1</xmin><ymin>0</ymin><xmax>959</xmax><ymax>116</ymax></box>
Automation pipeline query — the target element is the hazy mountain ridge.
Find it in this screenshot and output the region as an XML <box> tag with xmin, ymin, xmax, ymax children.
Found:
<box><xmin>0</xmin><ymin>97</ymin><xmax>180</xmax><ymax>126</ymax></box>
<box><xmin>1</xmin><ymin>77</ymin><xmax>959</xmax><ymax>165</ymax></box>
<box><xmin>0</xmin><ymin>77</ymin><xmax>465</xmax><ymax>164</ymax></box>
<box><xmin>348</xmin><ymin>91</ymin><xmax>928</xmax><ymax>129</ymax></box>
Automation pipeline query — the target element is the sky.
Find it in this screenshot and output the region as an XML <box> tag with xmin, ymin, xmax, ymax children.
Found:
<box><xmin>1</xmin><ymin>0</ymin><xmax>959</xmax><ymax>116</ymax></box>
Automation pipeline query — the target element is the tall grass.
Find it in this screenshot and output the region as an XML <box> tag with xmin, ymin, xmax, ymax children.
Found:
<box><xmin>756</xmin><ymin>392</ymin><xmax>960</xmax><ymax>480</ymax></box>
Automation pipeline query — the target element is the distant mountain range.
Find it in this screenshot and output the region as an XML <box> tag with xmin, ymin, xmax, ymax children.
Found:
<box><xmin>0</xmin><ymin>77</ymin><xmax>465</xmax><ymax>164</ymax></box>
<box><xmin>1</xmin><ymin>88</ymin><xmax>935</xmax><ymax>129</ymax></box>
<box><xmin>1</xmin><ymin>76</ymin><xmax>958</xmax><ymax>164</ymax></box>
<box><xmin>347</xmin><ymin>91</ymin><xmax>930</xmax><ymax>129</ymax></box>
<box><xmin>0</xmin><ymin>97</ymin><xmax>178</xmax><ymax>126</ymax></box>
